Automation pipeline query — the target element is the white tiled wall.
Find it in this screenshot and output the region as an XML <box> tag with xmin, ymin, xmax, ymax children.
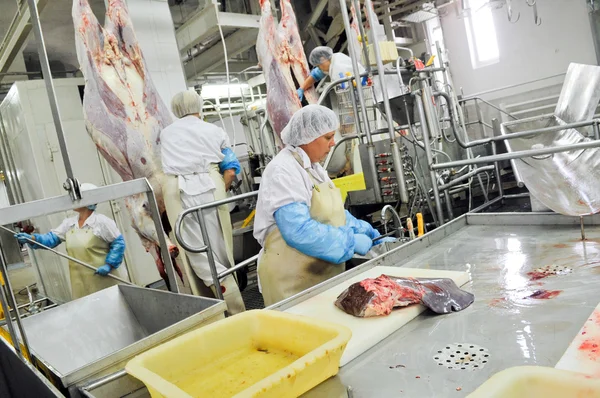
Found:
<box><xmin>126</xmin><ymin>0</ymin><xmax>187</xmax><ymax>109</ymax></box>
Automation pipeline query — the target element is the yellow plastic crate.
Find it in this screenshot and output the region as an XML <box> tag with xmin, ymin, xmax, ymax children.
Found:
<box><xmin>332</xmin><ymin>173</ymin><xmax>366</xmax><ymax>202</ymax></box>
<box><xmin>125</xmin><ymin>310</ymin><xmax>351</xmax><ymax>398</ymax></box>
<box><xmin>468</xmin><ymin>366</ymin><xmax>600</xmax><ymax>397</ymax></box>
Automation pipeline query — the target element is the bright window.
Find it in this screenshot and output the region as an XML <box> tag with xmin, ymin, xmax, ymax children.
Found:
<box><xmin>464</xmin><ymin>0</ymin><xmax>499</xmax><ymax>69</ymax></box>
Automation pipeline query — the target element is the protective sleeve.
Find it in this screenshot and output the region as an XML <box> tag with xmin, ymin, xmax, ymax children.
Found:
<box><xmin>344</xmin><ymin>210</ymin><xmax>380</xmax><ymax>239</ymax></box>
<box><xmin>274</xmin><ymin>202</ymin><xmax>355</xmax><ymax>264</ymax></box>
<box><xmin>219</xmin><ymin>147</ymin><xmax>242</xmax><ymax>175</ymax></box>
<box><xmin>105</xmin><ymin>235</ymin><xmax>125</xmax><ymax>269</ymax></box>
<box><xmin>310</xmin><ymin>67</ymin><xmax>326</xmax><ymax>82</ymax></box>
<box><xmin>32</xmin><ymin>232</ymin><xmax>61</xmax><ymax>250</ymax></box>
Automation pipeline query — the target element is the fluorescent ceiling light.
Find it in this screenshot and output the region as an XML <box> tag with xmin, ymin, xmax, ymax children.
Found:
<box><xmin>201</xmin><ymin>83</ymin><xmax>250</xmax><ymax>99</ymax></box>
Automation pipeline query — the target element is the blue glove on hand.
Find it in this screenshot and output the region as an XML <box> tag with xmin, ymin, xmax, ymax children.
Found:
<box><xmin>354</xmin><ymin>234</ymin><xmax>373</xmax><ymax>256</ymax></box>
<box><xmin>297</xmin><ymin>88</ymin><xmax>304</xmax><ymax>101</ymax></box>
<box><xmin>95</xmin><ymin>264</ymin><xmax>112</xmax><ymax>276</ymax></box>
<box><xmin>310</xmin><ymin>67</ymin><xmax>326</xmax><ymax>81</ymax></box>
<box><xmin>14</xmin><ymin>233</ymin><xmax>33</xmax><ymax>245</ymax></box>
<box><xmin>375</xmin><ymin>237</ymin><xmax>397</xmax><ymax>245</ymax></box>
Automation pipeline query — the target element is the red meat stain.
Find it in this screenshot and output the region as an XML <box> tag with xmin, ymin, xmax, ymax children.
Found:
<box><xmin>579</xmin><ymin>340</ymin><xmax>600</xmax><ymax>361</ymax></box>
<box><xmin>489</xmin><ymin>297</ymin><xmax>508</xmax><ymax>307</ymax></box>
<box><xmin>553</xmin><ymin>243</ymin><xmax>569</xmax><ymax>249</ymax></box>
<box><xmin>527</xmin><ymin>270</ymin><xmax>550</xmax><ymax>281</ymax></box>
<box><xmin>526</xmin><ymin>290</ymin><xmax>562</xmax><ymax>299</ymax></box>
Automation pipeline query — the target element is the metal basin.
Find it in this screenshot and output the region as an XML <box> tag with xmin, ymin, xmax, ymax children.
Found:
<box><xmin>20</xmin><ymin>285</ymin><xmax>226</xmax><ymax>390</ymax></box>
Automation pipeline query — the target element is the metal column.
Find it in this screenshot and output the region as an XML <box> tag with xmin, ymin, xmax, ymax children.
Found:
<box><xmin>339</xmin><ymin>0</ymin><xmax>382</xmax><ymax>202</ymax></box>
<box><xmin>364</xmin><ymin>0</ymin><xmax>409</xmax><ymax>204</ymax></box>
<box><xmin>415</xmin><ymin>92</ymin><xmax>444</xmax><ymax>225</ymax></box>
<box><xmin>26</xmin><ymin>0</ymin><xmax>80</xmax><ymax>200</ymax></box>
<box><xmin>491</xmin><ymin>118</ymin><xmax>504</xmax><ymax>201</ymax></box>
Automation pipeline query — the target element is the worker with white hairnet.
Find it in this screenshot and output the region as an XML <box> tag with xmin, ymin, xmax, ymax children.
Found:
<box><xmin>254</xmin><ymin>105</ymin><xmax>393</xmax><ymax>305</ymax></box>
<box><xmin>14</xmin><ymin>183</ymin><xmax>126</xmax><ymax>299</ymax></box>
<box><xmin>160</xmin><ymin>90</ymin><xmax>245</xmax><ymax>314</ymax></box>
<box><xmin>297</xmin><ymin>46</ymin><xmax>367</xmax><ymax>101</ymax></box>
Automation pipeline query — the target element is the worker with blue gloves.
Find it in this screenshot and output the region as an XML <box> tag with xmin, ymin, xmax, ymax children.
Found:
<box><xmin>254</xmin><ymin>104</ymin><xmax>394</xmax><ymax>305</ymax></box>
<box><xmin>14</xmin><ymin>183</ymin><xmax>126</xmax><ymax>300</ymax></box>
<box><xmin>161</xmin><ymin>90</ymin><xmax>246</xmax><ymax>314</ymax></box>
<box><xmin>297</xmin><ymin>46</ymin><xmax>367</xmax><ymax>101</ymax></box>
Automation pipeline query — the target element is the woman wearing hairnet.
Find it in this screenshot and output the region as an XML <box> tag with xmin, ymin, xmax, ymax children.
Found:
<box><xmin>160</xmin><ymin>90</ymin><xmax>245</xmax><ymax>314</ymax></box>
<box><xmin>14</xmin><ymin>183</ymin><xmax>126</xmax><ymax>300</ymax></box>
<box><xmin>254</xmin><ymin>105</ymin><xmax>393</xmax><ymax>305</ymax></box>
<box><xmin>297</xmin><ymin>46</ymin><xmax>367</xmax><ymax>101</ymax></box>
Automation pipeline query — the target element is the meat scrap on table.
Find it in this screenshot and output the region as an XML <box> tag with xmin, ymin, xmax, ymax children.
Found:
<box><xmin>335</xmin><ymin>275</ymin><xmax>474</xmax><ymax>317</ymax></box>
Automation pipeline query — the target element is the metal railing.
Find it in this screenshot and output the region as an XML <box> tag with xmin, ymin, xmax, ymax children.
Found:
<box><xmin>0</xmin><ymin>178</ymin><xmax>174</xmax><ymax>363</ymax></box>
<box><xmin>174</xmin><ymin>191</ymin><xmax>259</xmax><ymax>300</ymax></box>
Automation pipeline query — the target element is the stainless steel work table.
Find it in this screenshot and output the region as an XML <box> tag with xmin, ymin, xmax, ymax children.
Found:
<box><xmin>271</xmin><ymin>212</ymin><xmax>600</xmax><ymax>397</ymax></box>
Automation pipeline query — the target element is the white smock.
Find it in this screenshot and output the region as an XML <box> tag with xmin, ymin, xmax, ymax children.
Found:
<box><xmin>160</xmin><ymin>116</ymin><xmax>245</xmax><ymax>314</ymax></box>
<box><xmin>329</xmin><ymin>53</ymin><xmax>366</xmax><ymax>82</ymax></box>
<box><xmin>254</xmin><ymin>146</ymin><xmax>331</xmax><ymax>245</ymax></box>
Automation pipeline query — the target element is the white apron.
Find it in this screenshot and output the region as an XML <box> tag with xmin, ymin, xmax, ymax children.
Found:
<box><xmin>162</xmin><ymin>165</ymin><xmax>245</xmax><ymax>314</ymax></box>
<box><xmin>65</xmin><ymin>228</ymin><xmax>119</xmax><ymax>299</ymax></box>
<box><xmin>258</xmin><ymin>154</ymin><xmax>347</xmax><ymax>306</ymax></box>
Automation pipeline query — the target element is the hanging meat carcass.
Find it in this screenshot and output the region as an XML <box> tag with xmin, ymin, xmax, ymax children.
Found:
<box><xmin>256</xmin><ymin>0</ymin><xmax>317</xmax><ymax>139</ymax></box>
<box><xmin>72</xmin><ymin>0</ymin><xmax>183</xmax><ymax>286</ymax></box>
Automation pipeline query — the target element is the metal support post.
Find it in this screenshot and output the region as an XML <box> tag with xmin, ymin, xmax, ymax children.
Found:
<box><xmin>196</xmin><ymin>209</ymin><xmax>224</xmax><ymax>300</ymax></box>
<box><xmin>351</xmin><ymin>0</ymin><xmax>372</xmax><ymax>72</ymax></box>
<box><xmin>581</xmin><ymin>216</ymin><xmax>586</xmax><ymax>241</ymax></box>
<box><xmin>475</xmin><ymin>98</ymin><xmax>486</xmax><ymax>138</ymax></box>
<box><xmin>339</xmin><ymin>0</ymin><xmax>382</xmax><ymax>202</ymax></box>
<box><xmin>415</xmin><ymin>92</ymin><xmax>444</xmax><ymax>225</ymax></box>
<box><xmin>26</xmin><ymin>0</ymin><xmax>80</xmax><ymax>200</ymax></box>
<box><xmin>594</xmin><ymin>121</ymin><xmax>600</xmax><ymax>140</ymax></box>
<box><xmin>146</xmin><ymin>189</ymin><xmax>179</xmax><ymax>293</ymax></box>
<box><xmin>491</xmin><ymin>119</ymin><xmax>504</xmax><ymax>201</ymax></box>
<box><xmin>0</xmin><ymin>245</ymin><xmax>31</xmax><ymax>360</ymax></box>
<box><xmin>365</xmin><ymin>0</ymin><xmax>409</xmax><ymax>204</ymax></box>
<box><xmin>444</xmin><ymin>189</ymin><xmax>454</xmax><ymax>220</ymax></box>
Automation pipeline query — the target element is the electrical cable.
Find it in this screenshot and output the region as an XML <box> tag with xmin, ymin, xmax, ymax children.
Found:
<box><xmin>213</xmin><ymin>0</ymin><xmax>238</xmax><ymax>151</ymax></box>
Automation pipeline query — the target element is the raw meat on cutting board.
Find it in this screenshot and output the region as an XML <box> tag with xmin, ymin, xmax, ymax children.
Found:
<box><xmin>335</xmin><ymin>275</ymin><xmax>474</xmax><ymax>317</ymax></box>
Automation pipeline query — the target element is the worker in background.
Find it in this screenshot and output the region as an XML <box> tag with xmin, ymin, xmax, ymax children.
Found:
<box><xmin>297</xmin><ymin>46</ymin><xmax>367</xmax><ymax>101</ymax></box>
<box><xmin>161</xmin><ymin>90</ymin><xmax>246</xmax><ymax>314</ymax></box>
<box><xmin>14</xmin><ymin>183</ymin><xmax>126</xmax><ymax>300</ymax></box>
<box><xmin>254</xmin><ymin>105</ymin><xmax>394</xmax><ymax>305</ymax></box>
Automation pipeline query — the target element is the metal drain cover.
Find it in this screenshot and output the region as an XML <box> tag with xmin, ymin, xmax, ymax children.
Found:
<box><xmin>433</xmin><ymin>343</ymin><xmax>490</xmax><ymax>370</ymax></box>
<box><xmin>532</xmin><ymin>264</ymin><xmax>572</xmax><ymax>277</ymax></box>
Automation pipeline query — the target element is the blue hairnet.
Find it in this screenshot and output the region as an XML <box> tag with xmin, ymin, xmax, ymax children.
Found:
<box><xmin>281</xmin><ymin>104</ymin><xmax>339</xmax><ymax>147</ymax></box>
<box><xmin>219</xmin><ymin>147</ymin><xmax>242</xmax><ymax>175</ymax></box>
<box><xmin>274</xmin><ymin>202</ymin><xmax>354</xmax><ymax>264</ymax></box>
<box><xmin>309</xmin><ymin>46</ymin><xmax>333</xmax><ymax>66</ymax></box>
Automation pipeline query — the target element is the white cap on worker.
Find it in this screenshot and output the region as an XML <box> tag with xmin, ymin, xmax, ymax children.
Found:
<box><xmin>281</xmin><ymin>104</ymin><xmax>339</xmax><ymax>147</ymax></box>
<box><xmin>171</xmin><ymin>90</ymin><xmax>203</xmax><ymax>119</ymax></box>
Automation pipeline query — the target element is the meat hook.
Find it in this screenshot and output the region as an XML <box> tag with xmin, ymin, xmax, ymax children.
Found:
<box><xmin>506</xmin><ymin>0</ymin><xmax>520</xmax><ymax>23</ymax></box>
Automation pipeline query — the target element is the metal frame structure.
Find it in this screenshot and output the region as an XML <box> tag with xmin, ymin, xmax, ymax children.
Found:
<box><xmin>174</xmin><ymin>191</ymin><xmax>259</xmax><ymax>301</ymax></box>
<box><xmin>0</xmin><ymin>178</ymin><xmax>178</xmax><ymax>364</ymax></box>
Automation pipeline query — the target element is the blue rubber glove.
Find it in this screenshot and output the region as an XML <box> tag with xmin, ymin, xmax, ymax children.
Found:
<box><xmin>95</xmin><ymin>264</ymin><xmax>112</xmax><ymax>276</ymax></box>
<box><xmin>274</xmin><ymin>202</ymin><xmax>355</xmax><ymax>264</ymax></box>
<box><xmin>310</xmin><ymin>67</ymin><xmax>326</xmax><ymax>82</ymax></box>
<box><xmin>297</xmin><ymin>88</ymin><xmax>304</xmax><ymax>101</ymax></box>
<box><xmin>105</xmin><ymin>235</ymin><xmax>125</xmax><ymax>269</ymax></box>
<box><xmin>375</xmin><ymin>237</ymin><xmax>397</xmax><ymax>245</ymax></box>
<box><xmin>219</xmin><ymin>147</ymin><xmax>242</xmax><ymax>175</ymax></box>
<box><xmin>14</xmin><ymin>233</ymin><xmax>33</xmax><ymax>245</ymax></box>
<box><xmin>15</xmin><ymin>232</ymin><xmax>61</xmax><ymax>249</ymax></box>
<box><xmin>345</xmin><ymin>211</ymin><xmax>380</xmax><ymax>239</ymax></box>
<box><xmin>353</xmin><ymin>234</ymin><xmax>373</xmax><ymax>256</ymax></box>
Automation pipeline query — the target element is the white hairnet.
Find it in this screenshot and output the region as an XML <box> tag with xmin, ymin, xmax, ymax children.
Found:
<box><xmin>309</xmin><ymin>46</ymin><xmax>333</xmax><ymax>66</ymax></box>
<box><xmin>281</xmin><ymin>104</ymin><xmax>339</xmax><ymax>147</ymax></box>
<box><xmin>171</xmin><ymin>90</ymin><xmax>203</xmax><ymax>118</ymax></box>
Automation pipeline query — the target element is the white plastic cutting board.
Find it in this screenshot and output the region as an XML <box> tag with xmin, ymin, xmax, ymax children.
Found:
<box><xmin>285</xmin><ymin>266</ymin><xmax>470</xmax><ymax>366</ymax></box>
<box><xmin>555</xmin><ymin>302</ymin><xmax>600</xmax><ymax>376</ymax></box>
